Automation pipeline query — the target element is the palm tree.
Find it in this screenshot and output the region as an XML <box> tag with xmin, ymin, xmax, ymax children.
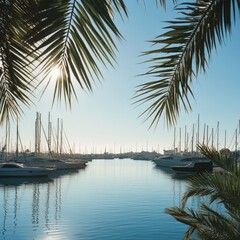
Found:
<box><xmin>165</xmin><ymin>145</ymin><xmax>240</xmax><ymax>239</ymax></box>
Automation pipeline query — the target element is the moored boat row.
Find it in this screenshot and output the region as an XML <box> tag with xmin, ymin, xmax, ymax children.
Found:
<box><xmin>24</xmin><ymin>155</ymin><xmax>87</xmax><ymax>170</ymax></box>
<box><xmin>151</xmin><ymin>152</ymin><xmax>217</xmax><ymax>176</ymax></box>
<box><xmin>0</xmin><ymin>154</ymin><xmax>89</xmax><ymax>178</ymax></box>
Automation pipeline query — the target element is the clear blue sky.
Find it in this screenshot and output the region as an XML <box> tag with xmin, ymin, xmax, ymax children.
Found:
<box><xmin>1</xmin><ymin>1</ymin><xmax>240</xmax><ymax>154</ymax></box>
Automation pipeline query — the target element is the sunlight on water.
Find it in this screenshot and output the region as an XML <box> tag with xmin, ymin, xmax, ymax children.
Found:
<box><xmin>0</xmin><ymin>159</ymin><xmax>189</xmax><ymax>240</ymax></box>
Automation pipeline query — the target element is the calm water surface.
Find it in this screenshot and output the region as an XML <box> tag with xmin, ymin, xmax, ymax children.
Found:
<box><xmin>0</xmin><ymin>159</ymin><xmax>190</xmax><ymax>240</ymax></box>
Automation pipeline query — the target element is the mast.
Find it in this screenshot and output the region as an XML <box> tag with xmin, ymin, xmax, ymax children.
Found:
<box><xmin>38</xmin><ymin>113</ymin><xmax>41</xmax><ymax>153</ymax></box>
<box><xmin>179</xmin><ymin>128</ymin><xmax>181</xmax><ymax>153</ymax></box>
<box><xmin>206</xmin><ymin>125</ymin><xmax>209</xmax><ymax>147</ymax></box>
<box><xmin>60</xmin><ymin>119</ymin><xmax>63</xmax><ymax>155</ymax></box>
<box><xmin>191</xmin><ymin>124</ymin><xmax>194</xmax><ymax>153</ymax></box>
<box><xmin>35</xmin><ymin>112</ymin><xmax>41</xmax><ymax>154</ymax></box>
<box><xmin>173</xmin><ymin>127</ymin><xmax>176</xmax><ymax>153</ymax></box>
<box><xmin>5</xmin><ymin>114</ymin><xmax>10</xmax><ymax>160</ymax></box>
<box><xmin>211</xmin><ymin>128</ymin><xmax>214</xmax><ymax>148</ymax></box>
<box><xmin>235</xmin><ymin>128</ymin><xmax>238</xmax><ymax>153</ymax></box>
<box><xmin>184</xmin><ymin>125</ymin><xmax>187</xmax><ymax>152</ymax></box>
<box><xmin>56</xmin><ymin>118</ymin><xmax>59</xmax><ymax>155</ymax></box>
<box><xmin>197</xmin><ymin>114</ymin><xmax>200</xmax><ymax>152</ymax></box>
<box><xmin>48</xmin><ymin>112</ymin><xmax>52</xmax><ymax>154</ymax></box>
<box><xmin>224</xmin><ymin>129</ymin><xmax>227</xmax><ymax>149</ymax></box>
<box><xmin>16</xmin><ymin>118</ymin><xmax>19</xmax><ymax>160</ymax></box>
<box><xmin>202</xmin><ymin>124</ymin><xmax>206</xmax><ymax>145</ymax></box>
<box><xmin>35</xmin><ymin>112</ymin><xmax>38</xmax><ymax>154</ymax></box>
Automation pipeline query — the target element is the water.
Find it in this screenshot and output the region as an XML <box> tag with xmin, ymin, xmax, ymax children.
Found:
<box><xmin>0</xmin><ymin>159</ymin><xmax>189</xmax><ymax>240</ymax></box>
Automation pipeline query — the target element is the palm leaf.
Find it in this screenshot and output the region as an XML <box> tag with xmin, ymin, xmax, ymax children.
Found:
<box><xmin>0</xmin><ymin>0</ymin><xmax>36</xmax><ymax>124</ymax></box>
<box><xmin>25</xmin><ymin>0</ymin><xmax>128</xmax><ymax>106</ymax></box>
<box><xmin>166</xmin><ymin>144</ymin><xmax>240</xmax><ymax>239</ymax></box>
<box><xmin>135</xmin><ymin>0</ymin><xmax>240</xmax><ymax>127</ymax></box>
<box><xmin>181</xmin><ymin>173</ymin><xmax>240</xmax><ymax>212</ymax></box>
<box><xmin>166</xmin><ymin>203</ymin><xmax>240</xmax><ymax>240</ymax></box>
<box><xmin>198</xmin><ymin>144</ymin><xmax>239</xmax><ymax>175</ymax></box>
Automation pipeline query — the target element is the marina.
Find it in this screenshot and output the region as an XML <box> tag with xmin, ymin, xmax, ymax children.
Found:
<box><xmin>0</xmin><ymin>158</ymin><xmax>190</xmax><ymax>240</ymax></box>
<box><xmin>1</xmin><ymin>1</ymin><xmax>240</xmax><ymax>239</ymax></box>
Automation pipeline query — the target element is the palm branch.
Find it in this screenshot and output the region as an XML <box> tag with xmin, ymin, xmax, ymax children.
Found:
<box><xmin>135</xmin><ymin>0</ymin><xmax>240</xmax><ymax>128</ymax></box>
<box><xmin>166</xmin><ymin>203</ymin><xmax>240</xmax><ymax>240</ymax></box>
<box><xmin>0</xmin><ymin>0</ymin><xmax>36</xmax><ymax>124</ymax></box>
<box><xmin>197</xmin><ymin>144</ymin><xmax>239</xmax><ymax>175</ymax></box>
<box><xmin>0</xmin><ymin>0</ymin><xmax>177</xmax><ymax>123</ymax></box>
<box><xmin>25</xmin><ymin>0</ymin><xmax>128</xmax><ymax>106</ymax></box>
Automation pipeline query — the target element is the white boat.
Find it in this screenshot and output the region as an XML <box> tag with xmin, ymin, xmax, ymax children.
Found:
<box><xmin>48</xmin><ymin>158</ymin><xmax>87</xmax><ymax>170</ymax></box>
<box><xmin>25</xmin><ymin>155</ymin><xmax>87</xmax><ymax>170</ymax></box>
<box><xmin>0</xmin><ymin>162</ymin><xmax>49</xmax><ymax>177</ymax></box>
<box><xmin>152</xmin><ymin>154</ymin><xmax>207</xmax><ymax>168</ymax></box>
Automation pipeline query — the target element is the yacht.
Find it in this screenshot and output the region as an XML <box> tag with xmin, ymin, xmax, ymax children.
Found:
<box><xmin>25</xmin><ymin>155</ymin><xmax>87</xmax><ymax>170</ymax></box>
<box><xmin>171</xmin><ymin>161</ymin><xmax>213</xmax><ymax>175</ymax></box>
<box><xmin>0</xmin><ymin>162</ymin><xmax>50</xmax><ymax>177</ymax></box>
<box><xmin>152</xmin><ymin>154</ymin><xmax>207</xmax><ymax>168</ymax></box>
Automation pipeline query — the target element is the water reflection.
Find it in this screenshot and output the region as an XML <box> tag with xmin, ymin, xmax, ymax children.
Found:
<box><xmin>0</xmin><ymin>177</ymin><xmax>53</xmax><ymax>186</ymax></box>
<box><xmin>152</xmin><ymin>164</ymin><xmax>189</xmax><ymax>206</ymax></box>
<box><xmin>2</xmin><ymin>188</ymin><xmax>7</xmax><ymax>237</ymax></box>
<box><xmin>0</xmin><ymin>168</ymin><xmax>81</xmax><ymax>240</ymax></box>
<box><xmin>48</xmin><ymin>168</ymin><xmax>80</xmax><ymax>179</ymax></box>
<box><xmin>153</xmin><ymin>164</ymin><xmax>211</xmax><ymax>214</ymax></box>
<box><xmin>152</xmin><ymin>165</ymin><xmax>175</xmax><ymax>176</ymax></box>
<box><xmin>0</xmin><ymin>160</ymin><xmax>188</xmax><ymax>240</ymax></box>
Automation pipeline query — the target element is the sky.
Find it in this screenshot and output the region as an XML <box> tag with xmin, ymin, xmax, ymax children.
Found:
<box><xmin>1</xmin><ymin>1</ymin><xmax>240</xmax><ymax>154</ymax></box>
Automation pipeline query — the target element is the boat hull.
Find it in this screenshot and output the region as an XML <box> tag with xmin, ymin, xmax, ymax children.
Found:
<box><xmin>152</xmin><ymin>155</ymin><xmax>205</xmax><ymax>167</ymax></box>
<box><xmin>172</xmin><ymin>161</ymin><xmax>213</xmax><ymax>175</ymax></box>
<box><xmin>26</xmin><ymin>159</ymin><xmax>87</xmax><ymax>170</ymax></box>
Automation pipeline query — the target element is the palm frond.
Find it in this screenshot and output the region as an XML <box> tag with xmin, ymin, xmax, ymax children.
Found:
<box><xmin>198</xmin><ymin>144</ymin><xmax>239</xmax><ymax>174</ymax></box>
<box><xmin>166</xmin><ymin>144</ymin><xmax>240</xmax><ymax>239</ymax></box>
<box><xmin>166</xmin><ymin>203</ymin><xmax>240</xmax><ymax>240</ymax></box>
<box><xmin>0</xmin><ymin>0</ymin><xmax>35</xmax><ymax>124</ymax></box>
<box><xmin>26</xmin><ymin>0</ymin><xmax>128</xmax><ymax>106</ymax></box>
<box><xmin>181</xmin><ymin>173</ymin><xmax>240</xmax><ymax>212</ymax></box>
<box><xmin>154</xmin><ymin>0</ymin><xmax>178</xmax><ymax>8</ymax></box>
<box><xmin>137</xmin><ymin>0</ymin><xmax>178</xmax><ymax>9</ymax></box>
<box><xmin>135</xmin><ymin>0</ymin><xmax>240</xmax><ymax>128</ymax></box>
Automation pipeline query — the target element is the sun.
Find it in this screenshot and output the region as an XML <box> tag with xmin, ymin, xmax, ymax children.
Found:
<box><xmin>50</xmin><ymin>66</ymin><xmax>61</xmax><ymax>79</ymax></box>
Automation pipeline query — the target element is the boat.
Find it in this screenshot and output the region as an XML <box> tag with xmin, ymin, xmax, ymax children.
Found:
<box><xmin>25</xmin><ymin>155</ymin><xmax>87</xmax><ymax>170</ymax></box>
<box><xmin>0</xmin><ymin>162</ymin><xmax>50</xmax><ymax>177</ymax></box>
<box><xmin>132</xmin><ymin>151</ymin><xmax>161</xmax><ymax>160</ymax></box>
<box><xmin>152</xmin><ymin>154</ymin><xmax>207</xmax><ymax>168</ymax></box>
<box><xmin>171</xmin><ymin>161</ymin><xmax>213</xmax><ymax>175</ymax></box>
<box><xmin>50</xmin><ymin>158</ymin><xmax>87</xmax><ymax>170</ymax></box>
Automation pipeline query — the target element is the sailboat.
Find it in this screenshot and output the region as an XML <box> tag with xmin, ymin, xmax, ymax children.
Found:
<box><xmin>25</xmin><ymin>112</ymin><xmax>87</xmax><ymax>170</ymax></box>
<box><xmin>0</xmin><ymin>118</ymin><xmax>50</xmax><ymax>177</ymax></box>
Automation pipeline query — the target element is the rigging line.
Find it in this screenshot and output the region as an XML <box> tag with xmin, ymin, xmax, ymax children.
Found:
<box><xmin>17</xmin><ymin>129</ymin><xmax>26</xmax><ymax>161</ymax></box>
<box><xmin>228</xmin><ymin>121</ymin><xmax>240</xmax><ymax>150</ymax></box>
<box><xmin>63</xmin><ymin>129</ymin><xmax>73</xmax><ymax>156</ymax></box>
<box><xmin>40</xmin><ymin>122</ymin><xmax>53</xmax><ymax>159</ymax></box>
